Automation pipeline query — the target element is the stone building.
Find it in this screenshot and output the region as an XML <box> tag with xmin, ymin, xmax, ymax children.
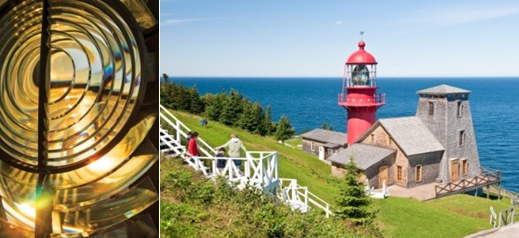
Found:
<box><xmin>328</xmin><ymin>84</ymin><xmax>483</xmax><ymax>190</ymax></box>
<box><xmin>300</xmin><ymin>129</ymin><xmax>347</xmax><ymax>160</ymax></box>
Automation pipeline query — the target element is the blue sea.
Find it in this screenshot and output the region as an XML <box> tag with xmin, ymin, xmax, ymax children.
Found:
<box><xmin>168</xmin><ymin>77</ymin><xmax>519</xmax><ymax>193</ymax></box>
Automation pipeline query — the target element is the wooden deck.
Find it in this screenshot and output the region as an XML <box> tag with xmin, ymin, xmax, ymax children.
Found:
<box><xmin>377</xmin><ymin>167</ymin><xmax>502</xmax><ymax>201</ymax></box>
<box><xmin>435</xmin><ymin>167</ymin><xmax>501</xmax><ymax>199</ymax></box>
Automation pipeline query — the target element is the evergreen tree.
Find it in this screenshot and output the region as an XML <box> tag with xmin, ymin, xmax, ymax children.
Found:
<box><xmin>335</xmin><ymin>157</ymin><xmax>374</xmax><ymax>225</ymax></box>
<box><xmin>160</xmin><ymin>82</ymin><xmax>174</xmax><ymax>108</ymax></box>
<box><xmin>275</xmin><ymin>115</ymin><xmax>295</xmax><ymax>143</ymax></box>
<box><xmin>237</xmin><ymin>98</ymin><xmax>254</xmax><ymax>130</ymax></box>
<box><xmin>263</xmin><ymin>104</ymin><xmax>274</xmax><ymax>135</ymax></box>
<box><xmin>162</xmin><ymin>73</ymin><xmax>169</xmax><ymax>82</ymax></box>
<box><xmin>205</xmin><ymin>91</ymin><xmax>226</xmax><ymax>121</ymax></box>
<box><xmin>251</xmin><ymin>102</ymin><xmax>266</xmax><ymax>135</ymax></box>
<box><xmin>321</xmin><ymin>121</ymin><xmax>329</xmax><ymax>130</ymax></box>
<box><xmin>220</xmin><ymin>89</ymin><xmax>243</xmax><ymax>126</ymax></box>
<box><xmin>321</xmin><ymin>121</ymin><xmax>334</xmax><ymax>131</ymax></box>
<box><xmin>175</xmin><ymin>82</ymin><xmax>191</xmax><ymax>111</ymax></box>
<box><xmin>189</xmin><ymin>86</ymin><xmax>205</xmax><ymax>114</ymax></box>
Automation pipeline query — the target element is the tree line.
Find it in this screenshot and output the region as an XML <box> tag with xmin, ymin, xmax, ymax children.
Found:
<box><xmin>160</xmin><ymin>74</ymin><xmax>295</xmax><ymax>142</ymax></box>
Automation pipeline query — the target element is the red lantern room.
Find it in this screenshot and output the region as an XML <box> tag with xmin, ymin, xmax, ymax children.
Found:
<box><xmin>338</xmin><ymin>40</ymin><xmax>385</xmax><ymax>145</ymax></box>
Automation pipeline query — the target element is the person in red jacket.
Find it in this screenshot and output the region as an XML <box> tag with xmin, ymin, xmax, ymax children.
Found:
<box><xmin>188</xmin><ymin>131</ymin><xmax>199</xmax><ymax>158</ymax></box>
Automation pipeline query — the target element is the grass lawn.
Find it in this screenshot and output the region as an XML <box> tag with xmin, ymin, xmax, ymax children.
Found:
<box><xmin>284</xmin><ymin>138</ymin><xmax>302</xmax><ymax>149</ymax></box>
<box><xmin>374</xmin><ymin>195</ymin><xmax>511</xmax><ymax>238</ymax></box>
<box><xmin>164</xmin><ymin>111</ymin><xmax>339</xmax><ymax>203</ymax></box>
<box><xmin>163</xmin><ymin>110</ymin><xmax>515</xmax><ymax>238</ymax></box>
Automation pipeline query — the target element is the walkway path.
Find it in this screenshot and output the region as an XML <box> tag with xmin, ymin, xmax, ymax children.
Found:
<box><xmin>466</xmin><ymin>222</ymin><xmax>519</xmax><ymax>238</ymax></box>
<box><xmin>375</xmin><ymin>183</ymin><xmax>438</xmax><ymax>201</ymax></box>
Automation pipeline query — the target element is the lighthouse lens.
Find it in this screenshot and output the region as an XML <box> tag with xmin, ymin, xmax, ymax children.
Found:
<box><xmin>352</xmin><ymin>65</ymin><xmax>370</xmax><ymax>86</ymax></box>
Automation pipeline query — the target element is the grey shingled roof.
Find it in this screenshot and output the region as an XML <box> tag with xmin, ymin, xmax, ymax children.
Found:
<box><xmin>301</xmin><ymin>129</ymin><xmax>347</xmax><ymax>146</ymax></box>
<box><xmin>378</xmin><ymin>116</ymin><xmax>444</xmax><ymax>156</ymax></box>
<box><xmin>417</xmin><ymin>84</ymin><xmax>470</xmax><ymax>95</ymax></box>
<box><xmin>328</xmin><ymin>143</ymin><xmax>396</xmax><ymax>170</ymax></box>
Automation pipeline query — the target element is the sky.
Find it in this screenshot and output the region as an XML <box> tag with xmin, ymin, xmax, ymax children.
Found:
<box><xmin>161</xmin><ymin>0</ymin><xmax>519</xmax><ymax>77</ymax></box>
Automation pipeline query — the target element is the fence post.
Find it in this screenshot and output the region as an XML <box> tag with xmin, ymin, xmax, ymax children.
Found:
<box><xmin>176</xmin><ymin>120</ymin><xmax>181</xmax><ymax>141</ymax></box>
<box><xmin>291</xmin><ymin>180</ymin><xmax>297</xmax><ymax>204</ymax></box>
<box><xmin>261</xmin><ymin>157</ymin><xmax>265</xmax><ymax>185</ymax></box>
<box><xmin>245</xmin><ymin>154</ymin><xmax>250</xmax><ymax>178</ymax></box>
<box><xmin>274</xmin><ymin>153</ymin><xmax>279</xmax><ymax>180</ymax></box>
<box><xmin>304</xmin><ymin>187</ymin><xmax>308</xmax><ymax>209</ymax></box>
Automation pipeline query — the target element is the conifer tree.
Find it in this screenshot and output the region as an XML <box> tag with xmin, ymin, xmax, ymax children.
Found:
<box><xmin>321</xmin><ymin>121</ymin><xmax>328</xmax><ymax>130</ymax></box>
<box><xmin>275</xmin><ymin>115</ymin><xmax>295</xmax><ymax>143</ymax></box>
<box><xmin>175</xmin><ymin>82</ymin><xmax>191</xmax><ymax>111</ymax></box>
<box><xmin>189</xmin><ymin>86</ymin><xmax>205</xmax><ymax>114</ymax></box>
<box><xmin>321</xmin><ymin>121</ymin><xmax>334</xmax><ymax>131</ymax></box>
<box><xmin>237</xmin><ymin>98</ymin><xmax>254</xmax><ymax>130</ymax></box>
<box><xmin>220</xmin><ymin>89</ymin><xmax>243</xmax><ymax>125</ymax></box>
<box><xmin>264</xmin><ymin>104</ymin><xmax>274</xmax><ymax>135</ymax></box>
<box><xmin>335</xmin><ymin>157</ymin><xmax>374</xmax><ymax>225</ymax></box>
<box><xmin>160</xmin><ymin>82</ymin><xmax>174</xmax><ymax>108</ymax></box>
<box><xmin>251</xmin><ymin>102</ymin><xmax>266</xmax><ymax>135</ymax></box>
<box><xmin>162</xmin><ymin>73</ymin><xmax>169</xmax><ymax>82</ymax></box>
<box><xmin>205</xmin><ymin>91</ymin><xmax>226</xmax><ymax>121</ymax></box>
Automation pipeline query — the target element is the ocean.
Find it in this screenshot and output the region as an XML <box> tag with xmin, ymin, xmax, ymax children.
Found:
<box><xmin>167</xmin><ymin>77</ymin><xmax>519</xmax><ymax>192</ymax></box>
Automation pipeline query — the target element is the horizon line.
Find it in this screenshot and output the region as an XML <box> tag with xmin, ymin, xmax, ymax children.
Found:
<box><xmin>164</xmin><ymin>75</ymin><xmax>519</xmax><ymax>79</ymax></box>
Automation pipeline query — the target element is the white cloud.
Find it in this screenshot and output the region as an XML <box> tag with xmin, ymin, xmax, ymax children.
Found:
<box><xmin>335</xmin><ymin>20</ymin><xmax>343</xmax><ymax>25</ymax></box>
<box><xmin>161</xmin><ymin>18</ymin><xmax>199</xmax><ymax>25</ymax></box>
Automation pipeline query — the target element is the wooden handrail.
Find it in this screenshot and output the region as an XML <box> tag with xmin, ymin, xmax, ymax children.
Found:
<box><xmin>435</xmin><ymin>173</ymin><xmax>502</xmax><ymax>197</ymax></box>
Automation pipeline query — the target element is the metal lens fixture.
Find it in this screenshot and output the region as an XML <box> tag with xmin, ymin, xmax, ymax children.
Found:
<box><xmin>0</xmin><ymin>0</ymin><xmax>159</xmax><ymax>237</ymax></box>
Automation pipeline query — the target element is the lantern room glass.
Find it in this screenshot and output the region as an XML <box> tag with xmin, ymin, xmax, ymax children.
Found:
<box><xmin>0</xmin><ymin>0</ymin><xmax>158</xmax><ymax>237</ymax></box>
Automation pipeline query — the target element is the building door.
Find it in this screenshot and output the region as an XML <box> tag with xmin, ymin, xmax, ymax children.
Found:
<box><xmin>450</xmin><ymin>160</ymin><xmax>459</xmax><ymax>182</ymax></box>
<box><xmin>379</xmin><ymin>166</ymin><xmax>388</xmax><ymax>189</ymax></box>
<box><xmin>318</xmin><ymin>146</ymin><xmax>325</xmax><ymax>160</ymax></box>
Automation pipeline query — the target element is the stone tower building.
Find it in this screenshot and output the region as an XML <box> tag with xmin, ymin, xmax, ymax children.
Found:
<box><xmin>415</xmin><ymin>85</ymin><xmax>481</xmax><ymax>183</ymax></box>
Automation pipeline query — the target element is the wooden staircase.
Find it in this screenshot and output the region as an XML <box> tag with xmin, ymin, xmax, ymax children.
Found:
<box><xmin>160</xmin><ymin>105</ymin><xmax>335</xmax><ymax>217</ymax></box>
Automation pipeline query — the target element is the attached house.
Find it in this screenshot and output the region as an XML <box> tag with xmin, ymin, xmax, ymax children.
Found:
<box><xmin>328</xmin><ymin>85</ymin><xmax>483</xmax><ymax>190</ymax></box>
<box><xmin>300</xmin><ymin>129</ymin><xmax>347</xmax><ymax>161</ymax></box>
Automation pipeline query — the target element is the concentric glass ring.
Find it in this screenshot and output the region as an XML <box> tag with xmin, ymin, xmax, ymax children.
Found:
<box><xmin>0</xmin><ymin>0</ymin><xmax>144</xmax><ymax>171</ymax></box>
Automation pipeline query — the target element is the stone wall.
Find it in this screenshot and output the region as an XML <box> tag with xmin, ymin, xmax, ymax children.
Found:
<box><xmin>359</xmin><ymin>126</ymin><xmax>408</xmax><ymax>187</ymax></box>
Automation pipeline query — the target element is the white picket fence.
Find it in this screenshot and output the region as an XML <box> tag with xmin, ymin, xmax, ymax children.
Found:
<box><xmin>159</xmin><ymin>105</ymin><xmax>335</xmax><ymax>217</ymax></box>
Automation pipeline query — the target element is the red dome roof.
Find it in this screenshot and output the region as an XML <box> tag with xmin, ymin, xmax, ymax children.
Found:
<box><xmin>346</xmin><ymin>40</ymin><xmax>377</xmax><ymax>65</ymax></box>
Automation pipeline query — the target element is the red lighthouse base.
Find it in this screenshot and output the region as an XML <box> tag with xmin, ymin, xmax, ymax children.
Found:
<box><xmin>339</xmin><ymin>86</ymin><xmax>385</xmax><ymax>145</ymax></box>
<box><xmin>347</xmin><ymin>109</ymin><xmax>376</xmax><ymax>145</ymax></box>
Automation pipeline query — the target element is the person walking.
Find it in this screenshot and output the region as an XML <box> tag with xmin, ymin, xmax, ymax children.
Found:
<box><xmin>217</xmin><ymin>133</ymin><xmax>247</xmax><ymax>172</ymax></box>
<box><xmin>187</xmin><ymin>132</ymin><xmax>199</xmax><ymax>163</ymax></box>
<box><xmin>215</xmin><ymin>147</ymin><xmax>226</xmax><ymax>174</ymax></box>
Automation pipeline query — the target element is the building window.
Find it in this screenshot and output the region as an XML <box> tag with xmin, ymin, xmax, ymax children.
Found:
<box><xmin>370</xmin><ymin>134</ymin><xmax>374</xmax><ymax>142</ymax></box>
<box><xmin>462</xmin><ymin>159</ymin><xmax>468</xmax><ymax>175</ymax></box>
<box><xmin>310</xmin><ymin>142</ymin><xmax>315</xmax><ymax>151</ymax></box>
<box><xmin>459</xmin><ymin>130</ymin><xmax>465</xmax><ymax>147</ymax></box>
<box><xmin>396</xmin><ymin>166</ymin><xmax>403</xmax><ymax>182</ymax></box>
<box><xmin>327</xmin><ymin>149</ymin><xmax>333</xmax><ymax>155</ymax></box>
<box><xmin>457</xmin><ymin>101</ymin><xmax>463</xmax><ymax>118</ymax></box>
<box><xmin>388</xmin><ymin>137</ymin><xmax>392</xmax><ymax>146</ymax></box>
<box><xmin>428</xmin><ymin>102</ymin><xmax>434</xmax><ymax>116</ymax></box>
<box><xmin>415</xmin><ymin>165</ymin><xmax>422</xmax><ymax>182</ymax></box>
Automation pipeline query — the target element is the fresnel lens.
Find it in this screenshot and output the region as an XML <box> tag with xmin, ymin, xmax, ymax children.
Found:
<box><xmin>0</xmin><ymin>0</ymin><xmax>159</xmax><ymax>237</ymax></box>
